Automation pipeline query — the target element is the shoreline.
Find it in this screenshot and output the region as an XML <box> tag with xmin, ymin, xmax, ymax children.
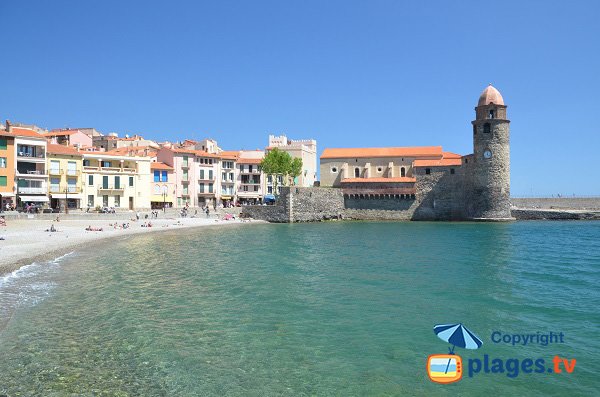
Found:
<box><xmin>0</xmin><ymin>216</ymin><xmax>266</xmax><ymax>277</ymax></box>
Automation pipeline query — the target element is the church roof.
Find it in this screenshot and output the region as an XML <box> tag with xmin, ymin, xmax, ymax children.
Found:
<box><xmin>478</xmin><ymin>84</ymin><xmax>504</xmax><ymax>106</ymax></box>
<box><xmin>321</xmin><ymin>146</ymin><xmax>443</xmax><ymax>159</ymax></box>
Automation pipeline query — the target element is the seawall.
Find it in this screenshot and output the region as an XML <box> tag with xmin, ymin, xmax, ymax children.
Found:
<box><xmin>240</xmin><ymin>187</ymin><xmax>600</xmax><ymax>222</ymax></box>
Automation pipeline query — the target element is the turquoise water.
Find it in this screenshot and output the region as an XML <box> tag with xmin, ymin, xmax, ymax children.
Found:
<box><xmin>0</xmin><ymin>221</ymin><xmax>599</xmax><ymax>396</ymax></box>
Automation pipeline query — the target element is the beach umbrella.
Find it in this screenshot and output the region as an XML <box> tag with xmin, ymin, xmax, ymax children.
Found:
<box><xmin>433</xmin><ymin>323</ymin><xmax>483</xmax><ymax>353</ymax></box>
<box><xmin>433</xmin><ymin>323</ymin><xmax>483</xmax><ymax>375</ymax></box>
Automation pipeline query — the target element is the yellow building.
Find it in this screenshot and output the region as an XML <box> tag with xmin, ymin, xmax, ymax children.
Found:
<box><xmin>82</xmin><ymin>151</ymin><xmax>152</xmax><ymax>210</ymax></box>
<box><xmin>47</xmin><ymin>144</ymin><xmax>84</xmax><ymax>211</ymax></box>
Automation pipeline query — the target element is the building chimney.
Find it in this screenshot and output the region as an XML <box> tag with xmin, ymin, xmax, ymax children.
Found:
<box><xmin>5</xmin><ymin>120</ymin><xmax>12</xmax><ymax>132</ymax></box>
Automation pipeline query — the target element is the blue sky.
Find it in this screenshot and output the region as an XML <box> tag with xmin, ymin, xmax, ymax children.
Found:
<box><xmin>1</xmin><ymin>1</ymin><xmax>599</xmax><ymax>195</ymax></box>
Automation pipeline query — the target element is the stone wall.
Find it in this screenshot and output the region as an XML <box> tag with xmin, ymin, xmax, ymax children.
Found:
<box><xmin>289</xmin><ymin>187</ymin><xmax>344</xmax><ymax>222</ymax></box>
<box><xmin>512</xmin><ymin>208</ymin><xmax>600</xmax><ymax>220</ymax></box>
<box><xmin>511</xmin><ymin>198</ymin><xmax>600</xmax><ymax>210</ymax></box>
<box><xmin>413</xmin><ymin>165</ymin><xmax>466</xmax><ymax>220</ymax></box>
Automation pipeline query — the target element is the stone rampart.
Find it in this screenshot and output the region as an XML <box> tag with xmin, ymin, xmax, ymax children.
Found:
<box><xmin>511</xmin><ymin>198</ymin><xmax>600</xmax><ymax>210</ymax></box>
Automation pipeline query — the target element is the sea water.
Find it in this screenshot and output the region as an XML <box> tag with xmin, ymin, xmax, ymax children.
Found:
<box><xmin>0</xmin><ymin>221</ymin><xmax>598</xmax><ymax>396</ymax></box>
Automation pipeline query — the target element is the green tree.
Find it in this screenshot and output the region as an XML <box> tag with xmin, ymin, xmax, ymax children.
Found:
<box><xmin>260</xmin><ymin>148</ymin><xmax>303</xmax><ymax>195</ymax></box>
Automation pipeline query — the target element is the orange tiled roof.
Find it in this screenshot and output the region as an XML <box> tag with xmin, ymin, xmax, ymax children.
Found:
<box><xmin>219</xmin><ymin>150</ymin><xmax>240</xmax><ymax>160</ymax></box>
<box><xmin>238</xmin><ymin>157</ymin><xmax>263</xmax><ymax>164</ymax></box>
<box><xmin>341</xmin><ymin>177</ymin><xmax>416</xmax><ymax>183</ymax></box>
<box><xmin>46</xmin><ymin>144</ymin><xmax>82</xmax><ymax>156</ymax></box>
<box><xmin>442</xmin><ymin>152</ymin><xmax>462</xmax><ymax>159</ymax></box>
<box><xmin>3</xmin><ymin>127</ymin><xmax>46</xmax><ymax>139</ymax></box>
<box><xmin>320</xmin><ymin>146</ymin><xmax>443</xmax><ymax>159</ymax></box>
<box><xmin>413</xmin><ymin>158</ymin><xmax>462</xmax><ymax>167</ymax></box>
<box><xmin>150</xmin><ymin>162</ymin><xmax>173</xmax><ymax>170</ymax></box>
<box><xmin>168</xmin><ymin>147</ymin><xmax>220</xmax><ymax>158</ymax></box>
<box><xmin>43</xmin><ymin>130</ymin><xmax>79</xmax><ymax>136</ymax></box>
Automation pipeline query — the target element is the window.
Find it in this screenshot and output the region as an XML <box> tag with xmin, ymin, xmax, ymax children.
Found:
<box><xmin>200</xmin><ymin>169</ymin><xmax>205</xmax><ymax>179</ymax></box>
<box><xmin>450</xmin><ymin>168</ymin><xmax>455</xmax><ymax>175</ymax></box>
<box><xmin>114</xmin><ymin>195</ymin><xmax>120</xmax><ymax>207</ymax></box>
<box><xmin>209</xmin><ymin>170</ymin><xmax>213</xmax><ymax>179</ymax></box>
<box><xmin>199</xmin><ymin>183</ymin><xmax>205</xmax><ymax>193</ymax></box>
<box><xmin>67</xmin><ymin>161</ymin><xmax>77</xmax><ymax>176</ymax></box>
<box><xmin>222</xmin><ymin>172</ymin><xmax>226</xmax><ymax>180</ymax></box>
<box><xmin>331</xmin><ymin>167</ymin><xmax>337</xmax><ymax>173</ymax></box>
<box><xmin>129</xmin><ymin>176</ymin><xmax>134</xmax><ymax>187</ymax></box>
<box><xmin>0</xmin><ymin>157</ymin><xmax>6</xmax><ymax>168</ymax></box>
<box><xmin>50</xmin><ymin>160</ymin><xmax>60</xmax><ymax>174</ymax></box>
<box><xmin>83</xmin><ymin>159</ymin><xmax>90</xmax><ymax>166</ymax></box>
<box><xmin>425</xmin><ymin>168</ymin><xmax>431</xmax><ymax>175</ymax></box>
<box><xmin>253</xmin><ymin>186</ymin><xmax>258</xmax><ymax>192</ymax></box>
<box><xmin>87</xmin><ymin>195</ymin><xmax>94</xmax><ymax>207</ymax></box>
<box><xmin>0</xmin><ymin>138</ymin><xmax>7</xmax><ymax>150</ymax></box>
<box><xmin>208</xmin><ymin>183</ymin><xmax>213</xmax><ymax>193</ymax></box>
<box><xmin>249</xmin><ymin>165</ymin><xmax>253</xmax><ymax>173</ymax></box>
<box><xmin>473</xmin><ymin>125</ymin><xmax>477</xmax><ymax>136</ymax></box>
<box><xmin>268</xmin><ymin>175</ymin><xmax>273</xmax><ymax>183</ymax></box>
<box><xmin>154</xmin><ymin>185</ymin><xmax>160</xmax><ymax>194</ymax></box>
<box><xmin>114</xmin><ymin>176</ymin><xmax>120</xmax><ymax>189</ymax></box>
<box><xmin>229</xmin><ymin>172</ymin><xmax>234</xmax><ymax>181</ymax></box>
<box><xmin>268</xmin><ymin>186</ymin><xmax>273</xmax><ymax>194</ymax></box>
<box><xmin>208</xmin><ymin>159</ymin><xmax>212</xmax><ymax>164</ymax></box>
<box><xmin>243</xmin><ymin>185</ymin><xmax>248</xmax><ymax>191</ymax></box>
<box><xmin>488</xmin><ymin>109</ymin><xmax>495</xmax><ymax>119</ymax></box>
<box><xmin>354</xmin><ymin>168</ymin><xmax>360</xmax><ymax>178</ymax></box>
<box><xmin>88</xmin><ymin>175</ymin><xmax>93</xmax><ymax>185</ymax></box>
<box><xmin>154</xmin><ymin>170</ymin><xmax>160</xmax><ymax>182</ymax></box>
<box><xmin>162</xmin><ymin>171</ymin><xmax>167</xmax><ymax>181</ymax></box>
<box><xmin>401</xmin><ymin>167</ymin><xmax>406</xmax><ymax>177</ymax></box>
<box><xmin>101</xmin><ymin>161</ymin><xmax>111</xmax><ymax>167</ymax></box>
<box><xmin>0</xmin><ymin>175</ymin><xmax>8</xmax><ymax>186</ymax></box>
<box><xmin>377</xmin><ymin>167</ymin><xmax>382</xmax><ymax>172</ymax></box>
<box><xmin>102</xmin><ymin>195</ymin><xmax>109</xmax><ymax>207</ymax></box>
<box><xmin>102</xmin><ymin>176</ymin><xmax>109</xmax><ymax>189</ymax></box>
<box><xmin>484</xmin><ymin>123</ymin><xmax>491</xmax><ymax>133</ymax></box>
<box><xmin>50</xmin><ymin>178</ymin><xmax>60</xmax><ymax>192</ymax></box>
<box><xmin>182</xmin><ymin>156</ymin><xmax>188</xmax><ymax>167</ymax></box>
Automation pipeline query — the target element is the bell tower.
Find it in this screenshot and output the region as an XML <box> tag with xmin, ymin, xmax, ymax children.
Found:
<box><xmin>470</xmin><ymin>84</ymin><xmax>512</xmax><ymax>220</ymax></box>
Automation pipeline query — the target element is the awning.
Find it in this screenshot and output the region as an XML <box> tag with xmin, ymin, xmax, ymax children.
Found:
<box><xmin>150</xmin><ymin>195</ymin><xmax>173</xmax><ymax>203</ymax></box>
<box><xmin>50</xmin><ymin>194</ymin><xmax>83</xmax><ymax>199</ymax></box>
<box><xmin>19</xmin><ymin>195</ymin><xmax>50</xmax><ymax>202</ymax></box>
<box><xmin>220</xmin><ymin>195</ymin><xmax>233</xmax><ymax>199</ymax></box>
<box><xmin>264</xmin><ymin>194</ymin><xmax>276</xmax><ymax>200</ymax></box>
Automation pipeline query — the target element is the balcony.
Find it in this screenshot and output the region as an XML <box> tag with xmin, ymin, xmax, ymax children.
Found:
<box><xmin>83</xmin><ymin>166</ymin><xmax>136</xmax><ymax>173</ymax></box>
<box><xmin>17</xmin><ymin>149</ymin><xmax>46</xmax><ymax>162</ymax></box>
<box><xmin>50</xmin><ymin>186</ymin><xmax>81</xmax><ymax>194</ymax></box>
<box><xmin>16</xmin><ymin>170</ymin><xmax>48</xmax><ymax>178</ymax></box>
<box><xmin>66</xmin><ymin>169</ymin><xmax>81</xmax><ymax>176</ymax></box>
<box><xmin>181</xmin><ymin>163</ymin><xmax>190</xmax><ymax>170</ymax></box>
<box><xmin>49</xmin><ymin>168</ymin><xmax>63</xmax><ymax>176</ymax></box>
<box><xmin>17</xmin><ymin>186</ymin><xmax>47</xmax><ymax>194</ymax></box>
<box><xmin>97</xmin><ymin>185</ymin><xmax>125</xmax><ymax>192</ymax></box>
<box><xmin>198</xmin><ymin>177</ymin><xmax>215</xmax><ymax>182</ymax></box>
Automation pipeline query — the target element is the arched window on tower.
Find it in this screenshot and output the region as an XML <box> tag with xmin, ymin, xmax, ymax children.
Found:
<box><xmin>484</xmin><ymin>123</ymin><xmax>491</xmax><ymax>133</ymax></box>
<box><xmin>354</xmin><ymin>168</ymin><xmax>360</xmax><ymax>178</ymax></box>
<box><xmin>488</xmin><ymin>109</ymin><xmax>495</xmax><ymax>119</ymax></box>
<box><xmin>401</xmin><ymin>167</ymin><xmax>406</xmax><ymax>177</ymax></box>
<box><xmin>473</xmin><ymin>125</ymin><xmax>477</xmax><ymax>135</ymax></box>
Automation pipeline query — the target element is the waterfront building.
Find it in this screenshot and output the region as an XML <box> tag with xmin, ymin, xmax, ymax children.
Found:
<box><xmin>82</xmin><ymin>151</ymin><xmax>152</xmax><ymax>210</ymax></box>
<box><xmin>318</xmin><ymin>85</ymin><xmax>512</xmax><ymax>221</ymax></box>
<box><xmin>219</xmin><ymin>151</ymin><xmax>238</xmax><ymax>207</ymax></box>
<box><xmin>0</xmin><ymin>127</ymin><xmax>16</xmax><ymax>210</ymax></box>
<box><xmin>47</xmin><ymin>144</ymin><xmax>84</xmax><ymax>211</ymax></box>
<box><xmin>156</xmin><ymin>147</ymin><xmax>219</xmax><ymax>208</ymax></box>
<box><xmin>237</xmin><ymin>150</ymin><xmax>264</xmax><ymax>205</ymax></box>
<box><xmin>267</xmin><ymin>134</ymin><xmax>317</xmax><ymax>187</ymax></box>
<box><xmin>150</xmin><ymin>162</ymin><xmax>175</xmax><ymax>209</ymax></box>
<box><xmin>12</xmin><ymin>125</ymin><xmax>49</xmax><ymax>208</ymax></box>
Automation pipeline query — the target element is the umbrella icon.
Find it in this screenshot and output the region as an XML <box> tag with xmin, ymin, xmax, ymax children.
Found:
<box><xmin>433</xmin><ymin>323</ymin><xmax>483</xmax><ymax>374</ymax></box>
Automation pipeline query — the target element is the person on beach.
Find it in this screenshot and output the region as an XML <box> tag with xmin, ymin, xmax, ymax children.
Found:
<box><xmin>205</xmin><ymin>207</ymin><xmax>210</xmax><ymax>218</ymax></box>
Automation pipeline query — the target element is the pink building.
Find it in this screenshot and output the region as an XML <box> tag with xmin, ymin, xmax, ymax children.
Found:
<box><xmin>44</xmin><ymin>129</ymin><xmax>93</xmax><ymax>148</ymax></box>
<box><xmin>156</xmin><ymin>147</ymin><xmax>219</xmax><ymax>208</ymax></box>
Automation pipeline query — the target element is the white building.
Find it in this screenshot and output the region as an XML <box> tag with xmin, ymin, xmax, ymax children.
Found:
<box><xmin>267</xmin><ymin>134</ymin><xmax>317</xmax><ymax>187</ymax></box>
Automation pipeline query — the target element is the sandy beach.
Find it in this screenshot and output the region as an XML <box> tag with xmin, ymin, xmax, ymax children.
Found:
<box><xmin>0</xmin><ymin>215</ymin><xmax>264</xmax><ymax>276</ymax></box>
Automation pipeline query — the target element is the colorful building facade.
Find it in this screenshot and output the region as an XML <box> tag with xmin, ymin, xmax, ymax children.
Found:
<box><xmin>47</xmin><ymin>144</ymin><xmax>84</xmax><ymax>211</ymax></box>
